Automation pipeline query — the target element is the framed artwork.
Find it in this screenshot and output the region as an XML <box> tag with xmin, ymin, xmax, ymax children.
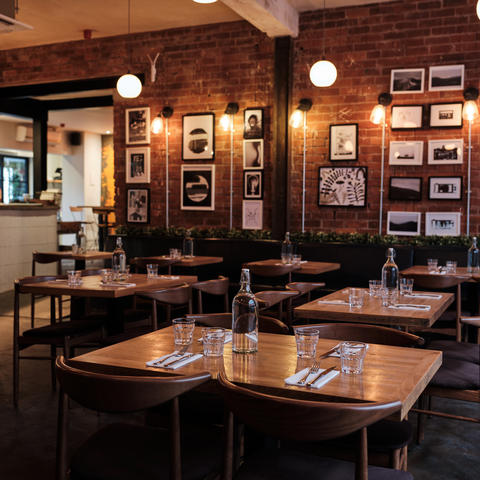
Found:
<box><xmin>181</xmin><ymin>165</ymin><xmax>215</xmax><ymax>211</ymax></box>
<box><xmin>125</xmin><ymin>147</ymin><xmax>150</xmax><ymax>183</ymax></box>
<box><xmin>391</xmin><ymin>105</ymin><xmax>423</xmax><ymax>130</ymax></box>
<box><xmin>125</xmin><ymin>107</ymin><xmax>150</xmax><ymax>145</ymax></box>
<box><xmin>429</xmin><ymin>102</ymin><xmax>463</xmax><ymax>128</ymax></box>
<box><xmin>428</xmin><ymin>176</ymin><xmax>462</xmax><ymax>200</ymax></box>
<box><xmin>429</xmin><ymin>65</ymin><xmax>464</xmax><ymax>91</ymax></box>
<box><xmin>182</xmin><ymin>113</ymin><xmax>215</xmax><ymax>161</ymax></box>
<box><xmin>243</xmin><ymin>139</ymin><xmax>264</xmax><ymax>169</ymax></box>
<box><xmin>390</xmin><ymin>68</ymin><xmax>425</xmax><ymax>94</ymax></box>
<box><xmin>329</xmin><ymin>123</ymin><xmax>358</xmax><ymax>161</ymax></box>
<box><xmin>126</xmin><ymin>188</ymin><xmax>149</xmax><ymax>224</ymax></box>
<box><xmin>428</xmin><ymin>139</ymin><xmax>463</xmax><ymax>165</ymax></box>
<box><xmin>243</xmin><ymin>170</ymin><xmax>263</xmax><ymax>199</ymax></box>
<box><xmin>387</xmin><ymin>211</ymin><xmax>421</xmax><ymax>236</ymax></box>
<box><xmin>425</xmin><ymin>212</ymin><xmax>461</xmax><ymax>236</ymax></box>
<box><xmin>318</xmin><ymin>166</ymin><xmax>367</xmax><ymax>207</ymax></box>
<box><xmin>242</xmin><ymin>200</ymin><xmax>263</xmax><ymax>230</ymax></box>
<box><xmin>243</xmin><ymin>108</ymin><xmax>264</xmax><ymax>139</ymax></box>
<box><xmin>389</xmin><ymin>177</ymin><xmax>422</xmax><ymax>201</ymax></box>
<box><xmin>389</xmin><ymin>141</ymin><xmax>423</xmax><ymax>166</ymax></box>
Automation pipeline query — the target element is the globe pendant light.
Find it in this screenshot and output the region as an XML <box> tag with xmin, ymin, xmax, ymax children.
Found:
<box><xmin>477</xmin><ymin>0</ymin><xmax>480</xmax><ymax>20</ymax></box>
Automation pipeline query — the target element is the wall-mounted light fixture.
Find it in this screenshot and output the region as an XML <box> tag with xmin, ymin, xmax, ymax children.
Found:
<box><xmin>370</xmin><ymin>92</ymin><xmax>392</xmax><ymax>235</ymax></box>
<box><xmin>290</xmin><ymin>98</ymin><xmax>313</xmax><ymax>233</ymax></box>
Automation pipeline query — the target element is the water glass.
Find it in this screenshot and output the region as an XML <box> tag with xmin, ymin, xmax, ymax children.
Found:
<box><xmin>381</xmin><ymin>287</ymin><xmax>398</xmax><ymax>307</ymax></box>
<box><xmin>399</xmin><ymin>278</ymin><xmax>414</xmax><ymax>295</ymax></box>
<box><xmin>445</xmin><ymin>260</ymin><xmax>457</xmax><ymax>274</ymax></box>
<box><xmin>100</xmin><ymin>269</ymin><xmax>113</xmax><ymax>284</ymax></box>
<box><xmin>349</xmin><ymin>288</ymin><xmax>364</xmax><ymax>308</ymax></box>
<box><xmin>67</xmin><ymin>270</ymin><xmax>81</xmax><ymax>287</ymax></box>
<box><xmin>202</xmin><ymin>327</ymin><xmax>226</xmax><ymax>357</ymax></box>
<box><xmin>427</xmin><ymin>258</ymin><xmax>438</xmax><ymax>273</ymax></box>
<box><xmin>281</xmin><ymin>253</ymin><xmax>292</xmax><ymax>265</ymax></box>
<box><xmin>340</xmin><ymin>342</ymin><xmax>367</xmax><ymax>374</ymax></box>
<box><xmin>172</xmin><ymin>318</ymin><xmax>195</xmax><ymax>346</ymax></box>
<box><xmin>292</xmin><ymin>254</ymin><xmax>302</xmax><ymax>265</ymax></box>
<box><xmin>368</xmin><ymin>280</ymin><xmax>382</xmax><ymax>297</ymax></box>
<box><xmin>146</xmin><ymin>263</ymin><xmax>158</xmax><ymax>278</ymax></box>
<box><xmin>294</xmin><ymin>327</ymin><xmax>319</xmax><ymax>358</ymax></box>
<box><xmin>71</xmin><ymin>244</ymin><xmax>79</xmax><ymax>254</ymax></box>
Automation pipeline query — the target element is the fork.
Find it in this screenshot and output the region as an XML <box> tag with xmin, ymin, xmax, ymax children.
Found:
<box><xmin>153</xmin><ymin>345</ymin><xmax>189</xmax><ymax>366</ymax></box>
<box><xmin>298</xmin><ymin>358</ymin><xmax>322</xmax><ymax>385</ymax></box>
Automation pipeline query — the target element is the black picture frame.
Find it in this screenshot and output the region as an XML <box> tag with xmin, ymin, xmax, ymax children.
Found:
<box><xmin>388</xmin><ymin>177</ymin><xmax>422</xmax><ymax>201</ymax></box>
<box><xmin>391</xmin><ymin>105</ymin><xmax>424</xmax><ymax>130</ymax></box>
<box><xmin>243</xmin><ymin>170</ymin><xmax>263</xmax><ymax>199</ymax></box>
<box><xmin>429</xmin><ymin>102</ymin><xmax>463</xmax><ymax>128</ymax></box>
<box><xmin>181</xmin><ymin>165</ymin><xmax>215</xmax><ymax>211</ymax></box>
<box><xmin>329</xmin><ymin>123</ymin><xmax>358</xmax><ymax>161</ymax></box>
<box><xmin>126</xmin><ymin>188</ymin><xmax>150</xmax><ymax>224</ymax></box>
<box><xmin>390</xmin><ymin>68</ymin><xmax>425</xmax><ymax>94</ymax></box>
<box><xmin>428</xmin><ymin>176</ymin><xmax>462</xmax><ymax>200</ymax></box>
<box><xmin>182</xmin><ymin>113</ymin><xmax>215</xmax><ymax>161</ymax></box>
<box><xmin>318</xmin><ymin>166</ymin><xmax>367</xmax><ymax>207</ymax></box>
<box><xmin>125</xmin><ymin>107</ymin><xmax>150</xmax><ymax>145</ymax></box>
<box><xmin>243</xmin><ymin>108</ymin><xmax>264</xmax><ymax>139</ymax></box>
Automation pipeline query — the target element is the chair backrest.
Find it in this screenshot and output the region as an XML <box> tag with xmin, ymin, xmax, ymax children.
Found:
<box><xmin>130</xmin><ymin>256</ymin><xmax>177</xmax><ymax>273</ymax></box>
<box><xmin>402</xmin><ymin>273</ymin><xmax>469</xmax><ymax>290</ymax></box>
<box><xmin>137</xmin><ymin>283</ymin><xmax>192</xmax><ymax>306</ymax></box>
<box><xmin>294</xmin><ymin>322</ymin><xmax>424</xmax><ymax>347</ymax></box>
<box><xmin>192</xmin><ymin>276</ymin><xmax>229</xmax><ymax>295</ymax></box>
<box><xmin>17</xmin><ymin>274</ymin><xmax>65</xmax><ymax>292</ymax></box>
<box><xmin>286</xmin><ymin>282</ymin><xmax>325</xmax><ymax>295</ymax></box>
<box><xmin>254</xmin><ymin>290</ymin><xmax>299</xmax><ymax>310</ymax></box>
<box><xmin>80</xmin><ymin>268</ymin><xmax>106</xmax><ymax>277</ymax></box>
<box><xmin>247</xmin><ymin>264</ymin><xmax>292</xmax><ymax>278</ymax></box>
<box><xmin>32</xmin><ymin>251</ymin><xmax>61</xmax><ymax>275</ymax></box>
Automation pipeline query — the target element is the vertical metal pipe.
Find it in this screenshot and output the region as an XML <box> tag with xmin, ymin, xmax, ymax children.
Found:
<box><xmin>165</xmin><ymin>118</ymin><xmax>169</xmax><ymax>228</ymax></box>
<box><xmin>230</xmin><ymin>117</ymin><xmax>234</xmax><ymax>230</ymax></box>
<box><xmin>302</xmin><ymin>112</ymin><xmax>307</xmax><ymax>233</ymax></box>
<box><xmin>467</xmin><ymin>120</ymin><xmax>472</xmax><ymax>236</ymax></box>
<box><xmin>378</xmin><ymin>116</ymin><xmax>386</xmax><ymax>235</ymax></box>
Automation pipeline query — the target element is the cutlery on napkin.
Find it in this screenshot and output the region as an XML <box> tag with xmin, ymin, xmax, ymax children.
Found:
<box><xmin>388</xmin><ymin>304</ymin><xmax>431</xmax><ymax>311</ymax></box>
<box><xmin>285</xmin><ymin>367</ymin><xmax>339</xmax><ymax>389</ymax></box>
<box><xmin>100</xmin><ymin>282</ymin><xmax>136</xmax><ymax>288</ymax></box>
<box><xmin>146</xmin><ymin>352</ymin><xmax>203</xmax><ymax>370</ymax></box>
<box><xmin>159</xmin><ymin>275</ymin><xmax>180</xmax><ymax>280</ymax></box>
<box><xmin>317</xmin><ymin>299</ymin><xmax>350</xmax><ymax>306</ymax></box>
<box><xmin>403</xmin><ymin>293</ymin><xmax>442</xmax><ymax>299</ymax></box>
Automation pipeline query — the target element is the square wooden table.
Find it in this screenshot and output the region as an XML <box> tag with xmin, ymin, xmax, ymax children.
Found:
<box><xmin>243</xmin><ymin>258</ymin><xmax>340</xmax><ymax>275</ymax></box>
<box><xmin>152</xmin><ymin>255</ymin><xmax>223</xmax><ymax>268</ymax></box>
<box><xmin>70</xmin><ymin>327</ymin><xmax>442</xmax><ymax>420</ymax></box>
<box><xmin>294</xmin><ymin>287</ymin><xmax>454</xmax><ymax>331</ymax></box>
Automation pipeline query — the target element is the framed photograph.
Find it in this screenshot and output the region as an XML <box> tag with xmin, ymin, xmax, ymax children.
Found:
<box><xmin>425</xmin><ymin>212</ymin><xmax>461</xmax><ymax>236</ymax></box>
<box><xmin>242</xmin><ymin>200</ymin><xmax>263</xmax><ymax>230</ymax></box>
<box><xmin>181</xmin><ymin>165</ymin><xmax>215</xmax><ymax>211</ymax></box>
<box><xmin>429</xmin><ymin>102</ymin><xmax>463</xmax><ymax>128</ymax></box>
<box><xmin>126</xmin><ymin>147</ymin><xmax>150</xmax><ymax>183</ymax></box>
<box><xmin>389</xmin><ymin>141</ymin><xmax>423</xmax><ymax>166</ymax></box>
<box><xmin>243</xmin><ymin>170</ymin><xmax>263</xmax><ymax>199</ymax></box>
<box><xmin>428</xmin><ymin>139</ymin><xmax>463</xmax><ymax>165</ymax></box>
<box><xmin>318</xmin><ymin>166</ymin><xmax>367</xmax><ymax>207</ymax></box>
<box><xmin>391</xmin><ymin>105</ymin><xmax>423</xmax><ymax>130</ymax></box>
<box><xmin>243</xmin><ymin>139</ymin><xmax>264</xmax><ymax>169</ymax></box>
<box><xmin>329</xmin><ymin>123</ymin><xmax>358</xmax><ymax>161</ymax></box>
<box><xmin>387</xmin><ymin>211</ymin><xmax>421</xmax><ymax>236</ymax></box>
<box><xmin>428</xmin><ymin>176</ymin><xmax>462</xmax><ymax>200</ymax></box>
<box><xmin>429</xmin><ymin>64</ymin><xmax>464</xmax><ymax>91</ymax></box>
<box><xmin>182</xmin><ymin>113</ymin><xmax>215</xmax><ymax>161</ymax></box>
<box><xmin>125</xmin><ymin>107</ymin><xmax>150</xmax><ymax>145</ymax></box>
<box><xmin>127</xmin><ymin>188</ymin><xmax>149</xmax><ymax>224</ymax></box>
<box><xmin>243</xmin><ymin>108</ymin><xmax>264</xmax><ymax>139</ymax></box>
<box><xmin>390</xmin><ymin>68</ymin><xmax>425</xmax><ymax>94</ymax></box>
<box><xmin>389</xmin><ymin>177</ymin><xmax>422</xmax><ymax>201</ymax></box>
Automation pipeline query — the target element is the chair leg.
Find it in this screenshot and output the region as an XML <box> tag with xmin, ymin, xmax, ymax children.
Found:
<box><xmin>355</xmin><ymin>426</ymin><xmax>368</xmax><ymax>480</ymax></box>
<box><xmin>223</xmin><ymin>409</ymin><xmax>234</xmax><ymax>480</ymax></box>
<box><xmin>50</xmin><ymin>345</ymin><xmax>57</xmax><ymax>391</ymax></box>
<box><xmin>390</xmin><ymin>448</ymin><xmax>401</xmax><ymax>470</ymax></box>
<box><xmin>31</xmin><ymin>294</ymin><xmax>35</xmax><ymax>328</ymax></box>
<box><xmin>55</xmin><ymin>389</ymin><xmax>69</xmax><ymax>480</ymax></box>
<box><xmin>169</xmin><ymin>397</ymin><xmax>182</xmax><ymax>480</ymax></box>
<box><xmin>401</xmin><ymin>445</ymin><xmax>408</xmax><ymax>471</ymax></box>
<box><xmin>13</xmin><ymin>287</ymin><xmax>21</xmax><ymax>407</ymax></box>
<box><xmin>416</xmin><ymin>394</ymin><xmax>427</xmax><ymax>444</ymax></box>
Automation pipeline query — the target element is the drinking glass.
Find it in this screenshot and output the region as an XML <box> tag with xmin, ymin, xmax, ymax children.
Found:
<box><xmin>146</xmin><ymin>263</ymin><xmax>158</xmax><ymax>278</ymax></box>
<box><xmin>281</xmin><ymin>254</ymin><xmax>292</xmax><ymax>265</ymax></box>
<box><xmin>292</xmin><ymin>254</ymin><xmax>302</xmax><ymax>265</ymax></box>
<box><xmin>381</xmin><ymin>287</ymin><xmax>398</xmax><ymax>307</ymax></box>
<box><xmin>340</xmin><ymin>342</ymin><xmax>367</xmax><ymax>374</ymax></box>
<box><xmin>427</xmin><ymin>258</ymin><xmax>438</xmax><ymax>273</ymax></box>
<box><xmin>445</xmin><ymin>260</ymin><xmax>457</xmax><ymax>274</ymax></box>
<box><xmin>172</xmin><ymin>318</ymin><xmax>195</xmax><ymax>346</ymax></box>
<box><xmin>67</xmin><ymin>270</ymin><xmax>81</xmax><ymax>287</ymax></box>
<box><xmin>368</xmin><ymin>280</ymin><xmax>382</xmax><ymax>297</ymax></box>
<box><xmin>71</xmin><ymin>244</ymin><xmax>79</xmax><ymax>254</ymax></box>
<box><xmin>294</xmin><ymin>327</ymin><xmax>319</xmax><ymax>358</ymax></box>
<box><xmin>202</xmin><ymin>327</ymin><xmax>226</xmax><ymax>357</ymax></box>
<box><xmin>349</xmin><ymin>288</ymin><xmax>364</xmax><ymax>308</ymax></box>
<box><xmin>169</xmin><ymin>248</ymin><xmax>176</xmax><ymax>259</ymax></box>
<box><xmin>100</xmin><ymin>269</ymin><xmax>113</xmax><ymax>284</ymax></box>
<box><xmin>399</xmin><ymin>278</ymin><xmax>414</xmax><ymax>295</ymax></box>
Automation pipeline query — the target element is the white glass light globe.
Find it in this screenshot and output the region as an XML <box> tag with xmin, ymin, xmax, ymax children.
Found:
<box><xmin>309</xmin><ymin>60</ymin><xmax>337</xmax><ymax>87</ymax></box>
<box><xmin>477</xmin><ymin>0</ymin><xmax>480</xmax><ymax>20</ymax></box>
<box><xmin>193</xmin><ymin>0</ymin><xmax>217</xmax><ymax>3</ymax></box>
<box><xmin>116</xmin><ymin>74</ymin><xmax>142</xmax><ymax>98</ymax></box>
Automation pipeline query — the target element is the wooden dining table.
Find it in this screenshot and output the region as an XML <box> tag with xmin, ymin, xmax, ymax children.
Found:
<box><xmin>243</xmin><ymin>258</ymin><xmax>341</xmax><ymax>275</ymax></box>
<box><xmin>400</xmin><ymin>265</ymin><xmax>474</xmax><ymax>279</ymax></box>
<box><xmin>69</xmin><ymin>327</ymin><xmax>442</xmax><ymax>421</ymax></box>
<box><xmin>151</xmin><ymin>255</ymin><xmax>223</xmax><ymax>268</ymax></box>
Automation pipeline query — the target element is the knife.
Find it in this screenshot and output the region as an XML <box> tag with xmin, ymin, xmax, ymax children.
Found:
<box><xmin>162</xmin><ymin>352</ymin><xmax>195</xmax><ymax>368</ymax></box>
<box><xmin>307</xmin><ymin>366</ymin><xmax>336</xmax><ymax>387</ymax></box>
<box><xmin>296</xmin><ymin>346</ymin><xmax>339</xmax><ymax>384</ymax></box>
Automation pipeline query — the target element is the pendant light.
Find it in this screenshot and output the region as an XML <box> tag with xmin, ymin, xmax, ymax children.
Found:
<box><xmin>477</xmin><ymin>0</ymin><xmax>480</xmax><ymax>19</ymax></box>
<box><xmin>116</xmin><ymin>0</ymin><xmax>142</xmax><ymax>99</ymax></box>
<box><xmin>309</xmin><ymin>0</ymin><xmax>337</xmax><ymax>87</ymax></box>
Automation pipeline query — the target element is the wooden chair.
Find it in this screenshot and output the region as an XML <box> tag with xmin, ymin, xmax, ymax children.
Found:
<box><xmin>130</xmin><ymin>256</ymin><xmax>177</xmax><ymax>275</ymax></box>
<box><xmin>217</xmin><ymin>369</ymin><xmax>412</xmax><ymax>480</ymax></box>
<box><xmin>459</xmin><ymin>273</ymin><xmax>480</xmax><ymax>343</ymax></box>
<box><xmin>55</xmin><ymin>356</ymin><xmax>221</xmax><ymax>480</ymax></box>
<box><xmin>191</xmin><ymin>275</ymin><xmax>230</xmax><ymax>313</ymax></box>
<box><xmin>254</xmin><ymin>290</ymin><xmax>299</xmax><ymax>326</ymax></box>
<box><xmin>245</xmin><ymin>263</ymin><xmax>293</xmax><ymax>290</ymax></box>
<box><xmin>286</xmin><ymin>281</ymin><xmax>326</xmax><ymax>303</ymax></box>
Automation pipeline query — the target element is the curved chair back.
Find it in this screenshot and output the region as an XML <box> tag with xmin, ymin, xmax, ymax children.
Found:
<box><xmin>247</xmin><ymin>263</ymin><xmax>293</xmax><ymax>280</ymax></box>
<box><xmin>137</xmin><ymin>283</ymin><xmax>192</xmax><ymax>306</ymax></box>
<box><xmin>80</xmin><ymin>268</ymin><xmax>106</xmax><ymax>277</ymax></box>
<box><xmin>286</xmin><ymin>281</ymin><xmax>325</xmax><ymax>296</ymax></box>
<box><xmin>192</xmin><ymin>276</ymin><xmax>230</xmax><ymax>313</ymax></box>
<box><xmin>130</xmin><ymin>256</ymin><xmax>177</xmax><ymax>274</ymax></box>
<box><xmin>402</xmin><ymin>273</ymin><xmax>469</xmax><ymax>290</ymax></box>
<box><xmin>254</xmin><ymin>290</ymin><xmax>299</xmax><ymax>310</ymax></box>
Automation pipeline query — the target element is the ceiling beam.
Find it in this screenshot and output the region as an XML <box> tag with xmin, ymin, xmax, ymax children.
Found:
<box><xmin>221</xmin><ymin>0</ymin><xmax>299</xmax><ymax>38</ymax></box>
<box><xmin>42</xmin><ymin>96</ymin><xmax>113</xmax><ymax>111</ymax></box>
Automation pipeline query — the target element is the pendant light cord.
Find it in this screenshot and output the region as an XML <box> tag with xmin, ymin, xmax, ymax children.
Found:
<box><xmin>128</xmin><ymin>0</ymin><xmax>132</xmax><ymax>69</ymax></box>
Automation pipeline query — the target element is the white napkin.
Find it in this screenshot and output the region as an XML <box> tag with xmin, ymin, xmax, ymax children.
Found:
<box><xmin>300</xmin><ymin>260</ymin><xmax>308</xmax><ymax>264</ymax></box>
<box><xmin>285</xmin><ymin>368</ymin><xmax>339</xmax><ymax>389</ymax></box>
<box><xmin>159</xmin><ymin>275</ymin><xmax>180</xmax><ymax>280</ymax></box>
<box><xmin>146</xmin><ymin>352</ymin><xmax>203</xmax><ymax>370</ymax></box>
<box><xmin>430</xmin><ymin>271</ymin><xmax>446</xmax><ymax>275</ymax></box>
<box><xmin>317</xmin><ymin>299</ymin><xmax>349</xmax><ymax>306</ymax></box>
<box><xmin>100</xmin><ymin>282</ymin><xmax>136</xmax><ymax>287</ymax></box>
<box><xmin>388</xmin><ymin>304</ymin><xmax>431</xmax><ymax>311</ymax></box>
<box><xmin>198</xmin><ymin>332</ymin><xmax>233</xmax><ymax>344</ymax></box>
<box><xmin>404</xmin><ymin>293</ymin><xmax>442</xmax><ymax>299</ymax></box>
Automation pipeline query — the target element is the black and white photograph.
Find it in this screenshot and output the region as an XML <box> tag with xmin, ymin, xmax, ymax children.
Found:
<box><xmin>243</xmin><ymin>139</ymin><xmax>264</xmax><ymax>169</ymax></box>
<box><xmin>387</xmin><ymin>211</ymin><xmax>421</xmax><ymax>236</ymax></box>
<box><xmin>429</xmin><ymin>102</ymin><xmax>463</xmax><ymax>128</ymax></box>
<box><xmin>389</xmin><ymin>141</ymin><xmax>424</xmax><ymax>166</ymax></box>
<box><xmin>318</xmin><ymin>166</ymin><xmax>367</xmax><ymax>207</ymax></box>
<box><xmin>243</xmin><ymin>108</ymin><xmax>264</xmax><ymax>139</ymax></box>
<box><xmin>242</xmin><ymin>200</ymin><xmax>263</xmax><ymax>230</ymax></box>
<box><xmin>391</xmin><ymin>105</ymin><xmax>423</xmax><ymax>129</ymax></box>
<box><xmin>428</xmin><ymin>176</ymin><xmax>462</xmax><ymax>200</ymax></box>
<box><xmin>243</xmin><ymin>170</ymin><xmax>263</xmax><ymax>199</ymax></box>
<box><xmin>181</xmin><ymin>165</ymin><xmax>215</xmax><ymax>210</ymax></box>
<box><xmin>329</xmin><ymin>123</ymin><xmax>358</xmax><ymax>161</ymax></box>
<box><xmin>390</xmin><ymin>68</ymin><xmax>425</xmax><ymax>94</ymax></box>
<box><xmin>182</xmin><ymin>113</ymin><xmax>215</xmax><ymax>161</ymax></box>
<box><xmin>425</xmin><ymin>212</ymin><xmax>461</xmax><ymax>236</ymax></box>
<box><xmin>389</xmin><ymin>177</ymin><xmax>422</xmax><ymax>201</ymax></box>
<box><xmin>126</xmin><ymin>147</ymin><xmax>150</xmax><ymax>183</ymax></box>
<box><xmin>127</xmin><ymin>188</ymin><xmax>149</xmax><ymax>224</ymax></box>
<box><xmin>429</xmin><ymin>64</ymin><xmax>464</xmax><ymax>91</ymax></box>
<box><xmin>125</xmin><ymin>107</ymin><xmax>150</xmax><ymax>145</ymax></box>
<box><xmin>428</xmin><ymin>139</ymin><xmax>463</xmax><ymax>165</ymax></box>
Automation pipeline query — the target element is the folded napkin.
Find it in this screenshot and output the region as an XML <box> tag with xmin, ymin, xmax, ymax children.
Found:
<box><xmin>317</xmin><ymin>299</ymin><xmax>350</xmax><ymax>306</ymax></box>
<box><xmin>146</xmin><ymin>352</ymin><xmax>203</xmax><ymax>370</ymax></box>
<box><xmin>285</xmin><ymin>367</ymin><xmax>339</xmax><ymax>389</ymax></box>
<box><xmin>430</xmin><ymin>271</ymin><xmax>447</xmax><ymax>275</ymax></box>
<box><xmin>300</xmin><ymin>260</ymin><xmax>308</xmax><ymax>264</ymax></box>
<box><xmin>404</xmin><ymin>293</ymin><xmax>442</xmax><ymax>299</ymax></box>
<box><xmin>388</xmin><ymin>304</ymin><xmax>431</xmax><ymax>311</ymax></box>
<box><xmin>100</xmin><ymin>282</ymin><xmax>136</xmax><ymax>288</ymax></box>
<box><xmin>159</xmin><ymin>275</ymin><xmax>180</xmax><ymax>280</ymax></box>
<box><xmin>198</xmin><ymin>332</ymin><xmax>233</xmax><ymax>344</ymax></box>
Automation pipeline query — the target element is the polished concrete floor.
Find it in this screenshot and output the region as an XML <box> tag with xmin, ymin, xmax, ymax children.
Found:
<box><xmin>0</xmin><ymin>292</ymin><xmax>478</xmax><ymax>479</ymax></box>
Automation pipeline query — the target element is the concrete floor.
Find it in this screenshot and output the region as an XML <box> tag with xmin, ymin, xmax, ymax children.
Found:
<box><xmin>0</xmin><ymin>292</ymin><xmax>478</xmax><ymax>479</ymax></box>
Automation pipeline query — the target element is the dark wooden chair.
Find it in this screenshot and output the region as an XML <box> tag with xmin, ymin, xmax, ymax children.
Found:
<box><xmin>254</xmin><ymin>290</ymin><xmax>299</xmax><ymax>326</ymax></box>
<box><xmin>191</xmin><ymin>275</ymin><xmax>229</xmax><ymax>313</ymax></box>
<box><xmin>286</xmin><ymin>281</ymin><xmax>326</xmax><ymax>302</ymax></box>
<box><xmin>245</xmin><ymin>263</ymin><xmax>294</xmax><ymax>290</ymax></box>
<box><xmin>217</xmin><ymin>369</ymin><xmax>412</xmax><ymax>480</ymax></box>
<box><xmin>130</xmin><ymin>256</ymin><xmax>177</xmax><ymax>275</ymax></box>
<box><xmin>55</xmin><ymin>356</ymin><xmax>221</xmax><ymax>480</ymax></box>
